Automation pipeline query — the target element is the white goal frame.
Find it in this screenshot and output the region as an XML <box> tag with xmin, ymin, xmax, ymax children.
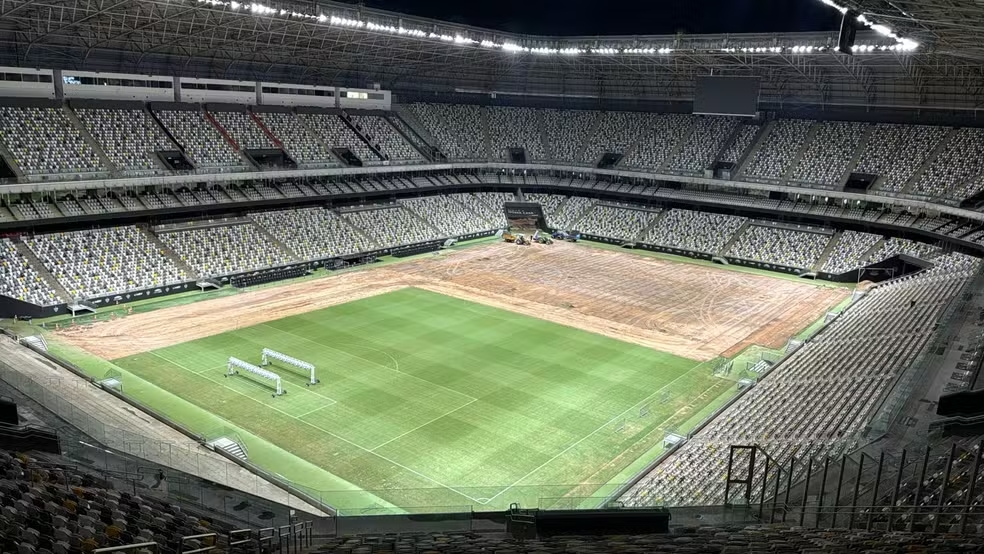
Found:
<box><xmin>226</xmin><ymin>356</ymin><xmax>284</xmax><ymax>396</ymax></box>
<box><xmin>260</xmin><ymin>348</ymin><xmax>318</xmax><ymax>386</ymax></box>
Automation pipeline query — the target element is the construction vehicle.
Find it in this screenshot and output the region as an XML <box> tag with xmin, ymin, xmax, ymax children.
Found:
<box><xmin>515</xmin><ymin>234</ymin><xmax>531</xmax><ymax>246</ymax></box>
<box><xmin>502</xmin><ymin>232</ymin><xmax>517</xmax><ymax>243</ymax></box>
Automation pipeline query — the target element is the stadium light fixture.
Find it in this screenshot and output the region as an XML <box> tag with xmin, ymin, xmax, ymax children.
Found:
<box><xmin>817</xmin><ymin>0</ymin><xmax>917</xmax><ymax>51</ymax></box>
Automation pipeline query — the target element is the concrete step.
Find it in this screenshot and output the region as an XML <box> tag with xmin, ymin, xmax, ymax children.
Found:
<box><xmin>901</xmin><ymin>127</ymin><xmax>958</xmax><ymax>194</ymax></box>
<box><xmin>783</xmin><ymin>121</ymin><xmax>820</xmax><ymax>182</ymax></box>
<box><xmin>250</xmin><ymin>220</ymin><xmax>302</xmax><ymax>261</ymax></box>
<box><xmin>479</xmin><ymin>107</ymin><xmax>493</xmax><ymax>160</ymax></box>
<box><xmin>0</xmin><ymin>139</ymin><xmax>25</xmax><ymax>181</ymax></box>
<box><xmin>839</xmin><ymin>124</ymin><xmax>875</xmax><ymax>188</ymax></box>
<box><xmin>636</xmin><ymin>208</ymin><xmax>669</xmax><ymax>243</ymax></box>
<box><xmin>859</xmin><ymin>237</ymin><xmax>886</xmax><ymax>266</ymax></box>
<box><xmin>136</xmin><ymin>225</ymin><xmax>200</xmax><ymax>281</ymax></box>
<box><xmin>659</xmin><ymin>123</ymin><xmax>697</xmax><ymax>173</ymax></box>
<box><xmin>12</xmin><ymin>239</ymin><xmax>71</xmax><ymax>302</ymax></box>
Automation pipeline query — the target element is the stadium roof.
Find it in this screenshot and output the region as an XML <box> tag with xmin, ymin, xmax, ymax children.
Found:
<box><xmin>0</xmin><ymin>0</ymin><xmax>983</xmax><ymax>111</ymax></box>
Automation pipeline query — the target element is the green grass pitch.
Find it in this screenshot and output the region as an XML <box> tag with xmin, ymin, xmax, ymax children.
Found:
<box><xmin>108</xmin><ymin>287</ymin><xmax>736</xmax><ymax>512</ymax></box>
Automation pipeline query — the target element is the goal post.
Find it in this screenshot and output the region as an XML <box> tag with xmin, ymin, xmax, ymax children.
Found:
<box><xmin>226</xmin><ymin>356</ymin><xmax>284</xmax><ymax>396</ymax></box>
<box><xmin>260</xmin><ymin>348</ymin><xmax>318</xmax><ymax>386</ymax></box>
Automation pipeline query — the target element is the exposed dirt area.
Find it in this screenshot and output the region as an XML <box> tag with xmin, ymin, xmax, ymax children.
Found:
<box><xmin>57</xmin><ymin>242</ymin><xmax>849</xmax><ymax>362</ymax></box>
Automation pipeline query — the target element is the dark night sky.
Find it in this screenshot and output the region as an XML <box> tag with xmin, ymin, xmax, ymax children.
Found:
<box><xmin>343</xmin><ymin>0</ymin><xmax>842</xmax><ymax>36</ymax></box>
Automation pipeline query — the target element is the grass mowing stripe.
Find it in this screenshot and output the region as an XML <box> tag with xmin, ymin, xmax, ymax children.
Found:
<box><xmin>258</xmin><ymin>321</ymin><xmax>479</xmax><ymax>403</ymax></box>
<box><xmin>369</xmin><ymin>398</ymin><xmax>479</xmax><ymax>452</ymax></box>
<box><xmin>483</xmin><ymin>356</ymin><xmax>721</xmax><ymax>505</ymax></box>
<box><xmin>149</xmin><ymin>349</ymin><xmax>488</xmax><ymax>505</ymax></box>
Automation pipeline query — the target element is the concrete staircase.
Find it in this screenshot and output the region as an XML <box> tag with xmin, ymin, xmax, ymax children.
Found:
<box><xmin>719</xmin><ymin>220</ymin><xmax>752</xmax><ymax>256</ymax></box>
<box><xmin>573</xmin><ymin>112</ymin><xmax>604</xmax><ymax>164</ymax></box>
<box><xmin>536</xmin><ymin>110</ymin><xmax>551</xmax><ymax>162</ymax></box>
<box><xmin>839</xmin><ymin>124</ymin><xmax>875</xmax><ymax>188</ymax></box>
<box><xmin>635</xmin><ymin>209</ymin><xmax>669</xmax><ymax>243</ymax></box>
<box><xmin>479</xmin><ymin>108</ymin><xmax>493</xmax><ymax>160</ymax></box>
<box><xmin>136</xmin><ymin>226</ymin><xmax>200</xmax><ymax>280</ymax></box>
<box><xmin>203</xmin><ymin>109</ymin><xmax>256</xmax><ymax>168</ymax></box>
<box><xmin>12</xmin><ymin>239</ymin><xmax>71</xmax><ymax>302</ymax></box>
<box><xmin>736</xmin><ymin>120</ymin><xmax>776</xmax><ymax>177</ymax></box>
<box><xmin>392</xmin><ymin>104</ymin><xmax>441</xmax><ymax>151</ymax></box>
<box><xmin>859</xmin><ymin>237</ymin><xmax>886</xmax><ymax>266</ymax></box>
<box><xmin>901</xmin><ymin>127</ymin><xmax>958</xmax><ymax>194</ymax></box>
<box><xmin>384</xmin><ymin>114</ymin><xmax>432</xmax><ymax>161</ymax></box>
<box><xmin>658</xmin><ymin>123</ymin><xmax>697</xmax><ymax>172</ymax></box>
<box><xmin>248</xmin><ymin>111</ymin><xmax>284</xmax><ymax>149</ymax></box>
<box><xmin>813</xmin><ymin>231</ymin><xmax>842</xmax><ymax>272</ymax></box>
<box><xmin>398</xmin><ymin>203</ymin><xmax>446</xmax><ymax>237</ymax></box>
<box><xmin>62</xmin><ymin>105</ymin><xmax>117</xmax><ymax>173</ymax></box>
<box><xmin>713</xmin><ymin>123</ymin><xmax>745</xmax><ymax>164</ymax></box>
<box><xmin>339</xmin><ymin>112</ymin><xmax>386</xmax><ymax>161</ymax></box>
<box><xmin>334</xmin><ymin>211</ymin><xmax>380</xmax><ymax>249</ymax></box>
<box><xmin>782</xmin><ymin>121</ymin><xmax>821</xmax><ymax>182</ymax></box>
<box><xmin>251</xmin><ymin>221</ymin><xmax>302</xmax><ymax>261</ymax></box>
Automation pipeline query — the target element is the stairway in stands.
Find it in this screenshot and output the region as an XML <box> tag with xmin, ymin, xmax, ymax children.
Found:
<box><xmin>719</xmin><ymin>220</ymin><xmax>752</xmax><ymax>257</ymax></box>
<box><xmin>136</xmin><ymin>225</ymin><xmax>200</xmax><ymax>280</ymax></box>
<box><xmin>813</xmin><ymin>231</ymin><xmax>843</xmax><ymax>272</ymax></box>
<box><xmin>11</xmin><ymin>238</ymin><xmax>71</xmax><ymax>302</ymax></box>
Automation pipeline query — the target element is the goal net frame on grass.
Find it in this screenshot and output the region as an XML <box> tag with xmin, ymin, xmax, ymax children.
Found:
<box><xmin>226</xmin><ymin>356</ymin><xmax>285</xmax><ymax>397</ymax></box>
<box><xmin>260</xmin><ymin>348</ymin><xmax>318</xmax><ymax>386</ymax></box>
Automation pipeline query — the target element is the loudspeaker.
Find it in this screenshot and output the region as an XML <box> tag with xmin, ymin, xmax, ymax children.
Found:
<box><xmin>837</xmin><ymin>9</ymin><xmax>859</xmax><ymax>55</ymax></box>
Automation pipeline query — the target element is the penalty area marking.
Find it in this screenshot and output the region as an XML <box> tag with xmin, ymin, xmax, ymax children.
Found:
<box><xmin>145</xmin><ymin>350</ymin><xmax>485</xmax><ymax>505</ymax></box>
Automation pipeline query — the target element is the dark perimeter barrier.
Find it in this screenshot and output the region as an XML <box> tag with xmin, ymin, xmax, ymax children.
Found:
<box><xmin>230</xmin><ymin>265</ymin><xmax>310</xmax><ymax>288</ymax></box>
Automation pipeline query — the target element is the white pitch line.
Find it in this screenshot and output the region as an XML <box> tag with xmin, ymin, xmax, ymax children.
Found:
<box><xmin>258</xmin><ymin>322</ymin><xmax>478</xmax><ymax>402</ymax></box>
<box><xmin>148</xmin><ymin>350</ymin><xmax>486</xmax><ymax>505</ymax></box>
<box><xmin>297</xmin><ymin>404</ymin><xmax>334</xmax><ymax>417</ymax></box>
<box><xmin>482</xmin><ymin>357</ymin><xmax>718</xmax><ymax>505</ymax></box>
<box><xmin>370</xmin><ymin>398</ymin><xmax>478</xmax><ymax>452</ymax></box>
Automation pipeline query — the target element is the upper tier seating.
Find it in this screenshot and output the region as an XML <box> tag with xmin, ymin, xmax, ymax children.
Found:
<box><xmin>0</xmin><ymin>239</ymin><xmax>60</xmax><ymax>305</ymax></box>
<box><xmin>24</xmin><ymin>227</ymin><xmax>187</xmax><ymax>299</ymax></box>
<box><xmin>253</xmin><ymin>112</ymin><xmax>337</xmax><ymax>167</ymax></box>
<box><xmin>401</xmin><ymin>195</ymin><xmax>499</xmax><ymax>236</ymax></box>
<box><xmin>912</xmin><ymin>127</ymin><xmax>984</xmax><ymax>200</ymax></box>
<box><xmin>157</xmin><ymin>223</ymin><xmax>293</xmax><ymax>277</ymax></box>
<box><xmin>580</xmin><ymin>111</ymin><xmax>650</xmax><ymax>165</ymax></box>
<box><xmin>720</xmin><ymin>123</ymin><xmax>759</xmax><ymax>164</ymax></box>
<box><xmin>643</xmin><ymin>209</ymin><xmax>747</xmax><ymax>254</ymax></box>
<box><xmin>867</xmin><ymin>236</ymin><xmax>942</xmax><ymax>262</ymax></box>
<box><xmin>622</xmin><ymin>256</ymin><xmax>978</xmax><ymax>507</ymax></box>
<box><xmin>154</xmin><ymin>110</ymin><xmax>246</xmax><ymax>170</ymax></box>
<box><xmin>210</xmin><ymin>111</ymin><xmax>274</xmax><ymax>149</ymax></box>
<box><xmin>542</xmin><ymin>109</ymin><xmax>598</xmax><ymax>163</ymax></box>
<box><xmin>248</xmin><ymin>207</ymin><xmax>376</xmax><ymax>261</ymax></box>
<box><xmin>576</xmin><ymin>203</ymin><xmax>661</xmax><ymax>241</ymax></box>
<box><xmin>75</xmin><ymin>108</ymin><xmax>174</xmax><ymax>174</ymax></box>
<box><xmin>0</xmin><ymin>106</ymin><xmax>104</xmax><ymax>177</ymax></box>
<box><xmin>822</xmin><ymin>230</ymin><xmax>883</xmax><ymax>274</ymax></box>
<box><xmin>667</xmin><ymin>116</ymin><xmax>739</xmax><ymax>174</ymax></box>
<box><xmin>791</xmin><ymin>121</ymin><xmax>867</xmax><ymax>186</ymax></box>
<box><xmin>342</xmin><ymin>206</ymin><xmax>443</xmax><ymax>247</ymax></box>
<box><xmin>486</xmin><ymin>107</ymin><xmax>545</xmax><ymax>161</ymax></box>
<box><xmin>406</xmin><ymin>103</ymin><xmax>487</xmax><ymax>160</ymax></box>
<box><xmin>349</xmin><ymin>115</ymin><xmax>424</xmax><ymax>161</ymax></box>
<box><xmin>619</xmin><ymin>114</ymin><xmax>692</xmax><ymax>170</ymax></box>
<box><xmin>300</xmin><ymin>114</ymin><xmax>380</xmax><ymax>163</ymax></box>
<box><xmin>727</xmin><ymin>224</ymin><xmax>831</xmax><ymax>269</ymax></box>
<box><xmin>856</xmin><ymin>124</ymin><xmax>948</xmax><ymax>192</ymax></box>
<box><xmin>743</xmin><ymin>119</ymin><xmax>815</xmax><ymax>181</ymax></box>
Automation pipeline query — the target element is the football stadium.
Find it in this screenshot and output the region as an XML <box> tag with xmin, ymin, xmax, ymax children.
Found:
<box><xmin>1</xmin><ymin>0</ymin><xmax>984</xmax><ymax>550</ymax></box>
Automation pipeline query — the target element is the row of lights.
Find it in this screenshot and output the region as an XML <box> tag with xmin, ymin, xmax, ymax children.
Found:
<box><xmin>198</xmin><ymin>0</ymin><xmax>919</xmax><ymax>56</ymax></box>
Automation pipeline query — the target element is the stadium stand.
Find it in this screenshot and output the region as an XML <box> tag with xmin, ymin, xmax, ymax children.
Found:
<box><xmin>209</xmin><ymin>110</ymin><xmax>274</xmax><ymax>149</ymax></box>
<box><xmin>642</xmin><ymin>209</ymin><xmax>747</xmax><ymax>255</ymax></box>
<box><xmin>0</xmin><ymin>238</ymin><xmax>60</xmax><ymax>305</ymax></box>
<box><xmin>742</xmin><ymin>119</ymin><xmax>814</xmax><ymax>181</ymax></box>
<box><xmin>299</xmin><ymin>113</ymin><xmax>380</xmax><ymax>163</ymax></box>
<box><xmin>252</xmin><ymin>112</ymin><xmax>338</xmax><ymax>167</ymax></box>
<box><xmin>790</xmin><ymin>121</ymin><xmax>867</xmax><ymax>187</ymax></box>
<box><xmin>0</xmin><ymin>106</ymin><xmax>104</xmax><ymax>177</ymax></box>
<box><xmin>727</xmin><ymin>223</ymin><xmax>831</xmax><ymax>269</ymax></box>
<box><xmin>74</xmin><ymin>108</ymin><xmax>174</xmax><ymax>174</ymax></box>
<box><xmin>405</xmin><ymin>103</ymin><xmax>487</xmax><ymax>160</ymax></box>
<box><xmin>619</xmin><ymin>114</ymin><xmax>692</xmax><ymax>170</ymax></box>
<box><xmin>576</xmin><ymin>203</ymin><xmax>661</xmax><ymax>241</ymax></box>
<box><xmin>855</xmin><ymin>124</ymin><xmax>948</xmax><ymax>193</ymax></box>
<box><xmin>401</xmin><ymin>195</ymin><xmax>499</xmax><ymax>236</ymax></box>
<box><xmin>342</xmin><ymin>205</ymin><xmax>443</xmax><ymax>246</ymax></box>
<box><xmin>154</xmin><ymin>109</ymin><xmax>246</xmax><ymax>170</ymax></box>
<box><xmin>719</xmin><ymin>123</ymin><xmax>759</xmax><ymax>164</ymax></box>
<box><xmin>453</xmin><ymin>192</ymin><xmax>514</xmax><ymax>228</ymax></box>
<box><xmin>911</xmin><ymin>127</ymin><xmax>984</xmax><ymax>200</ymax></box>
<box><xmin>248</xmin><ymin>207</ymin><xmax>376</xmax><ymax>261</ymax></box>
<box><xmin>485</xmin><ymin>106</ymin><xmax>545</xmax><ymax>161</ymax></box>
<box><xmin>542</xmin><ymin>109</ymin><xmax>597</xmax><ymax>163</ymax></box>
<box><xmin>622</xmin><ymin>254</ymin><xmax>980</xmax><ymax>507</ymax></box>
<box><xmin>666</xmin><ymin>116</ymin><xmax>738</xmax><ymax>174</ymax></box>
<box><xmin>24</xmin><ymin>227</ymin><xmax>188</xmax><ymax>299</ymax></box>
<box><xmin>821</xmin><ymin>230</ymin><xmax>883</xmax><ymax>274</ymax></box>
<box><xmin>580</xmin><ymin>111</ymin><xmax>649</xmax><ymax>165</ymax></box>
<box><xmin>156</xmin><ymin>222</ymin><xmax>294</xmax><ymax>277</ymax></box>
<box><xmin>867</xmin><ymin>236</ymin><xmax>942</xmax><ymax>262</ymax></box>
<box><xmin>349</xmin><ymin>114</ymin><xmax>424</xmax><ymax>161</ymax></box>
